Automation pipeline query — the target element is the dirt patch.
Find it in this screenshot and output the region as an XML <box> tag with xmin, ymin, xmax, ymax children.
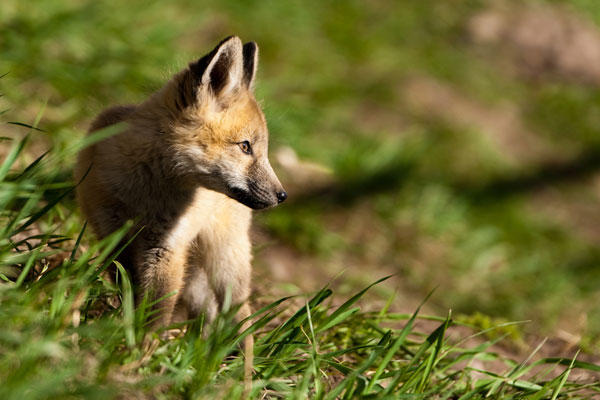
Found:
<box><xmin>352</xmin><ymin>100</ymin><xmax>409</xmax><ymax>137</ymax></box>
<box><xmin>468</xmin><ymin>4</ymin><xmax>600</xmax><ymax>86</ymax></box>
<box><xmin>403</xmin><ymin>77</ymin><xmax>560</xmax><ymax>167</ymax></box>
<box><xmin>529</xmin><ymin>172</ymin><xmax>600</xmax><ymax>245</ymax></box>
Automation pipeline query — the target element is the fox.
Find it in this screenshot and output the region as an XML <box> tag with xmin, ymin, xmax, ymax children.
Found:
<box><xmin>74</xmin><ymin>36</ymin><xmax>287</xmax><ymax>384</ymax></box>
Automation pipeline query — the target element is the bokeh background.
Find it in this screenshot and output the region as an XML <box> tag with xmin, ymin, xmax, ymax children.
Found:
<box><xmin>2</xmin><ymin>0</ymin><xmax>600</xmax><ymax>353</ymax></box>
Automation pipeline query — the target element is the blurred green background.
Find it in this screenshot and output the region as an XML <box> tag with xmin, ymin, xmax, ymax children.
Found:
<box><xmin>2</xmin><ymin>0</ymin><xmax>600</xmax><ymax>350</ymax></box>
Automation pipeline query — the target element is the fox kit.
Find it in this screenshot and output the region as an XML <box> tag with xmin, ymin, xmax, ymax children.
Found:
<box><xmin>75</xmin><ymin>36</ymin><xmax>286</xmax><ymax>380</ymax></box>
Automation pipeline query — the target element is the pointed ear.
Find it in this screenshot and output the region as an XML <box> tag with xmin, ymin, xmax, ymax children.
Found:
<box><xmin>242</xmin><ymin>42</ymin><xmax>259</xmax><ymax>90</ymax></box>
<box><xmin>188</xmin><ymin>36</ymin><xmax>244</xmax><ymax>102</ymax></box>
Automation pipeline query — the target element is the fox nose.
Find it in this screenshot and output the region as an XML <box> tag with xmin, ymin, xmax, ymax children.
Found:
<box><xmin>276</xmin><ymin>191</ymin><xmax>288</xmax><ymax>204</ymax></box>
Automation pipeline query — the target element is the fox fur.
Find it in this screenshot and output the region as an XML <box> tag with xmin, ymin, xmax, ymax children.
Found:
<box><xmin>74</xmin><ymin>36</ymin><xmax>286</xmax><ymax>385</ymax></box>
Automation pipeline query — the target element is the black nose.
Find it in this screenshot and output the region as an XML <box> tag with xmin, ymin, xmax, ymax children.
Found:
<box><xmin>276</xmin><ymin>191</ymin><xmax>288</xmax><ymax>204</ymax></box>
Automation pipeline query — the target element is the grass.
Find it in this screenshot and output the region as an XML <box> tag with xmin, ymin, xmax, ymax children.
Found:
<box><xmin>2</xmin><ymin>0</ymin><xmax>600</xmax><ymax>397</ymax></box>
<box><xmin>1</xmin><ymin>126</ymin><xmax>599</xmax><ymax>399</ymax></box>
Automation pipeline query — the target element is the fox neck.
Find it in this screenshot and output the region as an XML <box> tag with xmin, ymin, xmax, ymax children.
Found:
<box><xmin>111</xmin><ymin>114</ymin><xmax>206</xmax><ymax>204</ymax></box>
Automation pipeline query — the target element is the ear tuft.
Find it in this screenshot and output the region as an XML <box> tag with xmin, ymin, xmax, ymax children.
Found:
<box><xmin>242</xmin><ymin>42</ymin><xmax>259</xmax><ymax>89</ymax></box>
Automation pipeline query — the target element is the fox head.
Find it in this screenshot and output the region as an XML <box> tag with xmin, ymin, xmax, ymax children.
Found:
<box><xmin>160</xmin><ymin>36</ymin><xmax>287</xmax><ymax>210</ymax></box>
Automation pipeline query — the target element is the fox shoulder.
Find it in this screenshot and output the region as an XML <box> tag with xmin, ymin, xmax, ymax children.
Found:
<box><xmin>89</xmin><ymin>105</ymin><xmax>137</xmax><ymax>133</ymax></box>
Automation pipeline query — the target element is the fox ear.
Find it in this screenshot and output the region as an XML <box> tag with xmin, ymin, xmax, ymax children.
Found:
<box><xmin>188</xmin><ymin>36</ymin><xmax>244</xmax><ymax>103</ymax></box>
<box><xmin>242</xmin><ymin>42</ymin><xmax>258</xmax><ymax>90</ymax></box>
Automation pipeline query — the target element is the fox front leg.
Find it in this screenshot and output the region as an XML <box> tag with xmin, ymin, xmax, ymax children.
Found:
<box><xmin>134</xmin><ymin>241</ymin><xmax>187</xmax><ymax>329</ymax></box>
<box><xmin>204</xmin><ymin>236</ymin><xmax>254</xmax><ymax>389</ymax></box>
<box><xmin>184</xmin><ymin>229</ymin><xmax>254</xmax><ymax>386</ymax></box>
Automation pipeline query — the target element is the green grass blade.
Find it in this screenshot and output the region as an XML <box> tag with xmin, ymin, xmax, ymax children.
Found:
<box><xmin>115</xmin><ymin>261</ymin><xmax>136</xmax><ymax>348</ymax></box>
<box><xmin>324</xmin><ymin>330</ymin><xmax>392</xmax><ymax>400</ymax></box>
<box><xmin>365</xmin><ymin>293</ymin><xmax>425</xmax><ymax>393</ymax></box>
<box><xmin>5</xmin><ymin>121</ymin><xmax>46</xmax><ymax>132</ymax></box>
<box><xmin>550</xmin><ymin>351</ymin><xmax>579</xmax><ymax>400</ymax></box>
<box><xmin>0</xmin><ymin>133</ymin><xmax>29</xmax><ymax>181</ymax></box>
<box><xmin>316</xmin><ymin>275</ymin><xmax>392</xmax><ymax>333</ymax></box>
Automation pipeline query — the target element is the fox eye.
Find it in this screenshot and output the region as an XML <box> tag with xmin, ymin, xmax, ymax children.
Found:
<box><xmin>239</xmin><ymin>140</ymin><xmax>253</xmax><ymax>155</ymax></box>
